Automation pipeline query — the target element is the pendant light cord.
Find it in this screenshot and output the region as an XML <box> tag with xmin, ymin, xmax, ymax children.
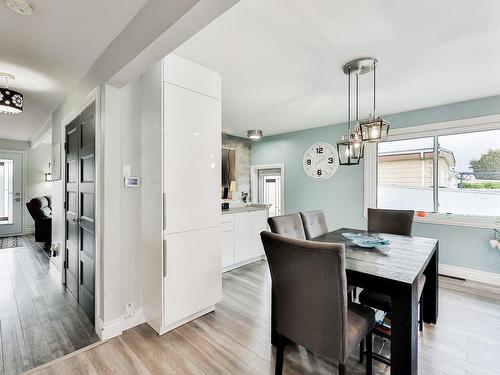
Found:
<box><xmin>347</xmin><ymin>67</ymin><xmax>351</xmax><ymax>135</ymax></box>
<box><xmin>373</xmin><ymin>60</ymin><xmax>376</xmax><ymax>118</ymax></box>
<box><xmin>356</xmin><ymin>72</ymin><xmax>359</xmax><ymax>123</ymax></box>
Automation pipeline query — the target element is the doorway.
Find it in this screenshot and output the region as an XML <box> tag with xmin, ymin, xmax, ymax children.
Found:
<box><xmin>0</xmin><ymin>151</ymin><xmax>22</xmax><ymax>236</ymax></box>
<box><xmin>251</xmin><ymin>163</ymin><xmax>285</xmax><ymax>217</ymax></box>
<box><xmin>64</xmin><ymin>101</ymin><xmax>96</xmax><ymax>323</ymax></box>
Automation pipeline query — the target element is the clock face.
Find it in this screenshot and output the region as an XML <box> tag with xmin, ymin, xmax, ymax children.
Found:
<box><xmin>303</xmin><ymin>142</ymin><xmax>339</xmax><ymax>181</ymax></box>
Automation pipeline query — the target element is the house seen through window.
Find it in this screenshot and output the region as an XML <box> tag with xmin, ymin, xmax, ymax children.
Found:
<box><xmin>377</xmin><ymin>129</ymin><xmax>500</xmax><ymax>217</ymax></box>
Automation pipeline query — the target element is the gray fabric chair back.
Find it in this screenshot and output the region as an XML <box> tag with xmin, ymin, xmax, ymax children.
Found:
<box><xmin>267</xmin><ymin>213</ymin><xmax>306</xmax><ymax>239</ymax></box>
<box><xmin>261</xmin><ymin>231</ymin><xmax>348</xmax><ymax>361</ymax></box>
<box><xmin>367</xmin><ymin>208</ymin><xmax>414</xmax><ymax>236</ymax></box>
<box><xmin>300</xmin><ymin>209</ymin><xmax>328</xmax><ymax>240</ymax></box>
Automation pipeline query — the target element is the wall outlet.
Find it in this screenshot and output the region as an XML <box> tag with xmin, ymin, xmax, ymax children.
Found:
<box><xmin>124</xmin><ymin>303</ymin><xmax>135</xmax><ymax>319</ymax></box>
<box><xmin>50</xmin><ymin>243</ymin><xmax>59</xmax><ymax>257</ymax></box>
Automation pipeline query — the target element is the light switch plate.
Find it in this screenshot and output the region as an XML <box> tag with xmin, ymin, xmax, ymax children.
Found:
<box><xmin>122</xmin><ymin>164</ymin><xmax>131</xmax><ymax>178</ymax></box>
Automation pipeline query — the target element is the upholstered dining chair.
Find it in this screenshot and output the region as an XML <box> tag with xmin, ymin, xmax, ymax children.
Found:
<box><xmin>358</xmin><ymin>208</ymin><xmax>425</xmax><ymax>365</ymax></box>
<box><xmin>300</xmin><ymin>209</ymin><xmax>356</xmax><ymax>299</ymax></box>
<box><xmin>267</xmin><ymin>213</ymin><xmax>306</xmax><ymax>239</ymax></box>
<box><xmin>367</xmin><ymin>208</ymin><xmax>415</xmax><ymax>236</ymax></box>
<box><xmin>261</xmin><ymin>231</ymin><xmax>374</xmax><ymax>375</ymax></box>
<box><xmin>300</xmin><ymin>209</ymin><xmax>328</xmax><ymax>240</ymax></box>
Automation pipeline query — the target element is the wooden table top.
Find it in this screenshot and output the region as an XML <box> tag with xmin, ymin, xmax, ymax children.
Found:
<box><xmin>312</xmin><ymin>228</ymin><xmax>438</xmax><ymax>285</ymax></box>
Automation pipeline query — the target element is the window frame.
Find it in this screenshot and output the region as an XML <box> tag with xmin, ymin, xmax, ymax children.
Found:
<box><xmin>364</xmin><ymin>114</ymin><xmax>500</xmax><ymax>229</ymax></box>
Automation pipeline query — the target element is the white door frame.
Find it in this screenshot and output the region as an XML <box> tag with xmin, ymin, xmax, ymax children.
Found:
<box><xmin>60</xmin><ymin>86</ymin><xmax>102</xmax><ymax>338</ymax></box>
<box><xmin>251</xmin><ymin>163</ymin><xmax>285</xmax><ymax>214</ymax></box>
<box><xmin>0</xmin><ymin>149</ymin><xmax>27</xmax><ymax>236</ymax></box>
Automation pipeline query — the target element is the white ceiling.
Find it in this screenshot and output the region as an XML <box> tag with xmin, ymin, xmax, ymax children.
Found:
<box><xmin>175</xmin><ymin>0</ymin><xmax>500</xmax><ymax>137</ymax></box>
<box><xmin>0</xmin><ymin>0</ymin><xmax>147</xmax><ymax>141</ymax></box>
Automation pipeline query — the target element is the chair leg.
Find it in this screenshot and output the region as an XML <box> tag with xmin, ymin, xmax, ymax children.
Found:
<box><xmin>419</xmin><ymin>298</ymin><xmax>424</xmax><ymax>333</ymax></box>
<box><xmin>275</xmin><ymin>335</ymin><xmax>285</xmax><ymax>375</ymax></box>
<box><xmin>359</xmin><ymin>339</ymin><xmax>364</xmax><ymax>363</ymax></box>
<box><xmin>365</xmin><ymin>331</ymin><xmax>373</xmax><ymax>375</ymax></box>
<box><xmin>339</xmin><ymin>363</ymin><xmax>346</xmax><ymax>375</ymax></box>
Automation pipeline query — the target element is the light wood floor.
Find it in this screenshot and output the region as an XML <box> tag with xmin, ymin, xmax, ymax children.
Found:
<box><xmin>28</xmin><ymin>260</ymin><xmax>500</xmax><ymax>375</ymax></box>
<box><xmin>0</xmin><ymin>236</ymin><xmax>99</xmax><ymax>375</ymax></box>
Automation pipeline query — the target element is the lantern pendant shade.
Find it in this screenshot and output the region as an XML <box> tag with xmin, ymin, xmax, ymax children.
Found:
<box><xmin>0</xmin><ymin>87</ymin><xmax>23</xmax><ymax>115</ymax></box>
<box><xmin>337</xmin><ymin>136</ymin><xmax>363</xmax><ymax>165</ymax></box>
<box><xmin>350</xmin><ymin>124</ymin><xmax>364</xmax><ymax>158</ymax></box>
<box><xmin>359</xmin><ymin>116</ymin><xmax>389</xmax><ymax>142</ymax></box>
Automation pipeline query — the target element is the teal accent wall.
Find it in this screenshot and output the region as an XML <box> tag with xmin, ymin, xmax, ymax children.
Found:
<box><xmin>251</xmin><ymin>95</ymin><xmax>500</xmax><ymax>274</ymax></box>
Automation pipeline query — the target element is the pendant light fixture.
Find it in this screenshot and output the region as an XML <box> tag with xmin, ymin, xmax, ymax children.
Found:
<box><xmin>337</xmin><ymin>62</ymin><xmax>363</xmax><ymax>165</ymax></box>
<box><xmin>356</xmin><ymin>58</ymin><xmax>389</xmax><ymax>142</ymax></box>
<box><xmin>0</xmin><ymin>73</ymin><xmax>23</xmax><ymax>115</ymax></box>
<box><xmin>337</xmin><ymin>57</ymin><xmax>389</xmax><ymax>166</ymax></box>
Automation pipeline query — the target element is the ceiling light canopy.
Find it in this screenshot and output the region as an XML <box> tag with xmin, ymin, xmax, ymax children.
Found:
<box><xmin>247</xmin><ymin>129</ymin><xmax>263</xmax><ymax>139</ymax></box>
<box><xmin>0</xmin><ymin>73</ymin><xmax>23</xmax><ymax>115</ymax></box>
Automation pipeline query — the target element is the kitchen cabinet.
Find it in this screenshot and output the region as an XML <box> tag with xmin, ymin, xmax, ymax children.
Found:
<box><xmin>141</xmin><ymin>54</ymin><xmax>222</xmax><ymax>335</ymax></box>
<box><xmin>221</xmin><ymin>208</ymin><xmax>268</xmax><ymax>272</ymax></box>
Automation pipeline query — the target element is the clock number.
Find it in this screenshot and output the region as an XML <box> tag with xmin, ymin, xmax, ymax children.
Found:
<box><xmin>316</xmin><ymin>147</ymin><xmax>323</xmax><ymax>154</ymax></box>
<box><xmin>328</xmin><ymin>157</ymin><xmax>334</xmax><ymax>164</ymax></box>
<box><xmin>317</xmin><ymin>169</ymin><xmax>322</xmax><ymax>176</ymax></box>
<box><xmin>306</xmin><ymin>159</ymin><xmax>311</xmax><ymax>165</ymax></box>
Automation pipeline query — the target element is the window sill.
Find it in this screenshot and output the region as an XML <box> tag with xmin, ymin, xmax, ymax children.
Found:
<box><xmin>413</xmin><ymin>213</ymin><xmax>497</xmax><ymax>229</ymax></box>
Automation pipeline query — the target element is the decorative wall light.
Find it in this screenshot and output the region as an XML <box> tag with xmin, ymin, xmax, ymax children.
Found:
<box><xmin>0</xmin><ymin>73</ymin><xmax>23</xmax><ymax>115</ymax></box>
<box><xmin>44</xmin><ymin>163</ymin><xmax>52</xmax><ymax>182</ymax></box>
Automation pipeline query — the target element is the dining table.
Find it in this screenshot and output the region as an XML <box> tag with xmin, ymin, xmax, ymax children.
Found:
<box><xmin>270</xmin><ymin>228</ymin><xmax>439</xmax><ymax>375</ymax></box>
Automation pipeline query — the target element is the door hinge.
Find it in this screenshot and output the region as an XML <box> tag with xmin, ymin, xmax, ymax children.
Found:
<box><xmin>63</xmin><ymin>201</ymin><xmax>66</xmax><ymax>210</ymax></box>
<box><xmin>64</xmin><ymin>142</ymin><xmax>67</xmax><ymax>151</ymax></box>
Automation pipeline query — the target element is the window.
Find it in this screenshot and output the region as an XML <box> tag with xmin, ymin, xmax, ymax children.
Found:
<box><xmin>378</xmin><ymin>137</ymin><xmax>435</xmax><ymax>212</ymax></box>
<box><xmin>437</xmin><ymin>130</ymin><xmax>500</xmax><ymax>217</ymax></box>
<box><xmin>366</xmin><ymin>118</ymin><xmax>500</xmax><ymax>227</ymax></box>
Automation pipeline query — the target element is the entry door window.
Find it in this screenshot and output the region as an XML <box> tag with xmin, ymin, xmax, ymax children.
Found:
<box><xmin>0</xmin><ymin>159</ymin><xmax>14</xmax><ymax>224</ymax></box>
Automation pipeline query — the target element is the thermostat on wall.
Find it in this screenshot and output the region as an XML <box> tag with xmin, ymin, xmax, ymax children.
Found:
<box><xmin>124</xmin><ymin>177</ymin><xmax>140</xmax><ymax>187</ymax></box>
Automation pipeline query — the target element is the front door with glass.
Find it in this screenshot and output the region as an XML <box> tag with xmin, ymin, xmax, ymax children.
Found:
<box><xmin>0</xmin><ymin>152</ymin><xmax>22</xmax><ymax>236</ymax></box>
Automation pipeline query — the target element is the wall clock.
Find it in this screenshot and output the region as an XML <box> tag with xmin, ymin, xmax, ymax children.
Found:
<box><xmin>303</xmin><ymin>142</ymin><xmax>339</xmax><ymax>181</ymax></box>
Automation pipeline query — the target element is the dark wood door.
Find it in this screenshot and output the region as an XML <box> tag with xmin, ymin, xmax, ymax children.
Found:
<box><xmin>64</xmin><ymin>102</ymin><xmax>96</xmax><ymax>323</ymax></box>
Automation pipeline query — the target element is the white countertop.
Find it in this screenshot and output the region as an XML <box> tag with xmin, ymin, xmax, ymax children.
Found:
<box><xmin>222</xmin><ymin>204</ymin><xmax>271</xmax><ymax>215</ymax></box>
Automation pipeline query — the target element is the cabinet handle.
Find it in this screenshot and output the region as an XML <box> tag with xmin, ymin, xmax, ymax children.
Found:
<box><xmin>163</xmin><ymin>239</ymin><xmax>167</xmax><ymax>277</ymax></box>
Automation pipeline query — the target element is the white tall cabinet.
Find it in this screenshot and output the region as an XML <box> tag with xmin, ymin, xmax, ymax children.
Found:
<box><xmin>142</xmin><ymin>54</ymin><xmax>222</xmax><ymax>335</ymax></box>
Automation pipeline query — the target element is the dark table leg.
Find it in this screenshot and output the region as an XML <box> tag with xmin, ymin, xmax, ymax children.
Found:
<box><xmin>391</xmin><ymin>281</ymin><xmax>419</xmax><ymax>375</ymax></box>
<box><xmin>423</xmin><ymin>244</ymin><xmax>439</xmax><ymax>324</ymax></box>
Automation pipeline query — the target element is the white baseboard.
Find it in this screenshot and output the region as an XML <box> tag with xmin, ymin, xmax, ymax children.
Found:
<box><xmin>123</xmin><ymin>308</ymin><xmax>146</xmax><ymax>332</ymax></box>
<box><xmin>23</xmin><ymin>226</ymin><xmax>35</xmax><ymax>235</ymax></box>
<box><xmin>99</xmin><ymin>308</ymin><xmax>145</xmax><ymax>340</ymax></box>
<box><xmin>439</xmin><ymin>264</ymin><xmax>500</xmax><ymax>287</ymax></box>
<box><xmin>223</xmin><ymin>255</ymin><xmax>265</xmax><ymax>273</ymax></box>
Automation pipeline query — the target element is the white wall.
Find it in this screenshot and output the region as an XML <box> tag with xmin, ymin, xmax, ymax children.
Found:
<box><xmin>119</xmin><ymin>79</ymin><xmax>143</xmax><ymax>318</ymax></box>
<box><xmin>46</xmin><ymin>0</ymin><xmax>239</xmax><ymax>338</ymax></box>
<box><xmin>25</xmin><ymin>143</ymin><xmax>52</xmax><ymax>231</ymax></box>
